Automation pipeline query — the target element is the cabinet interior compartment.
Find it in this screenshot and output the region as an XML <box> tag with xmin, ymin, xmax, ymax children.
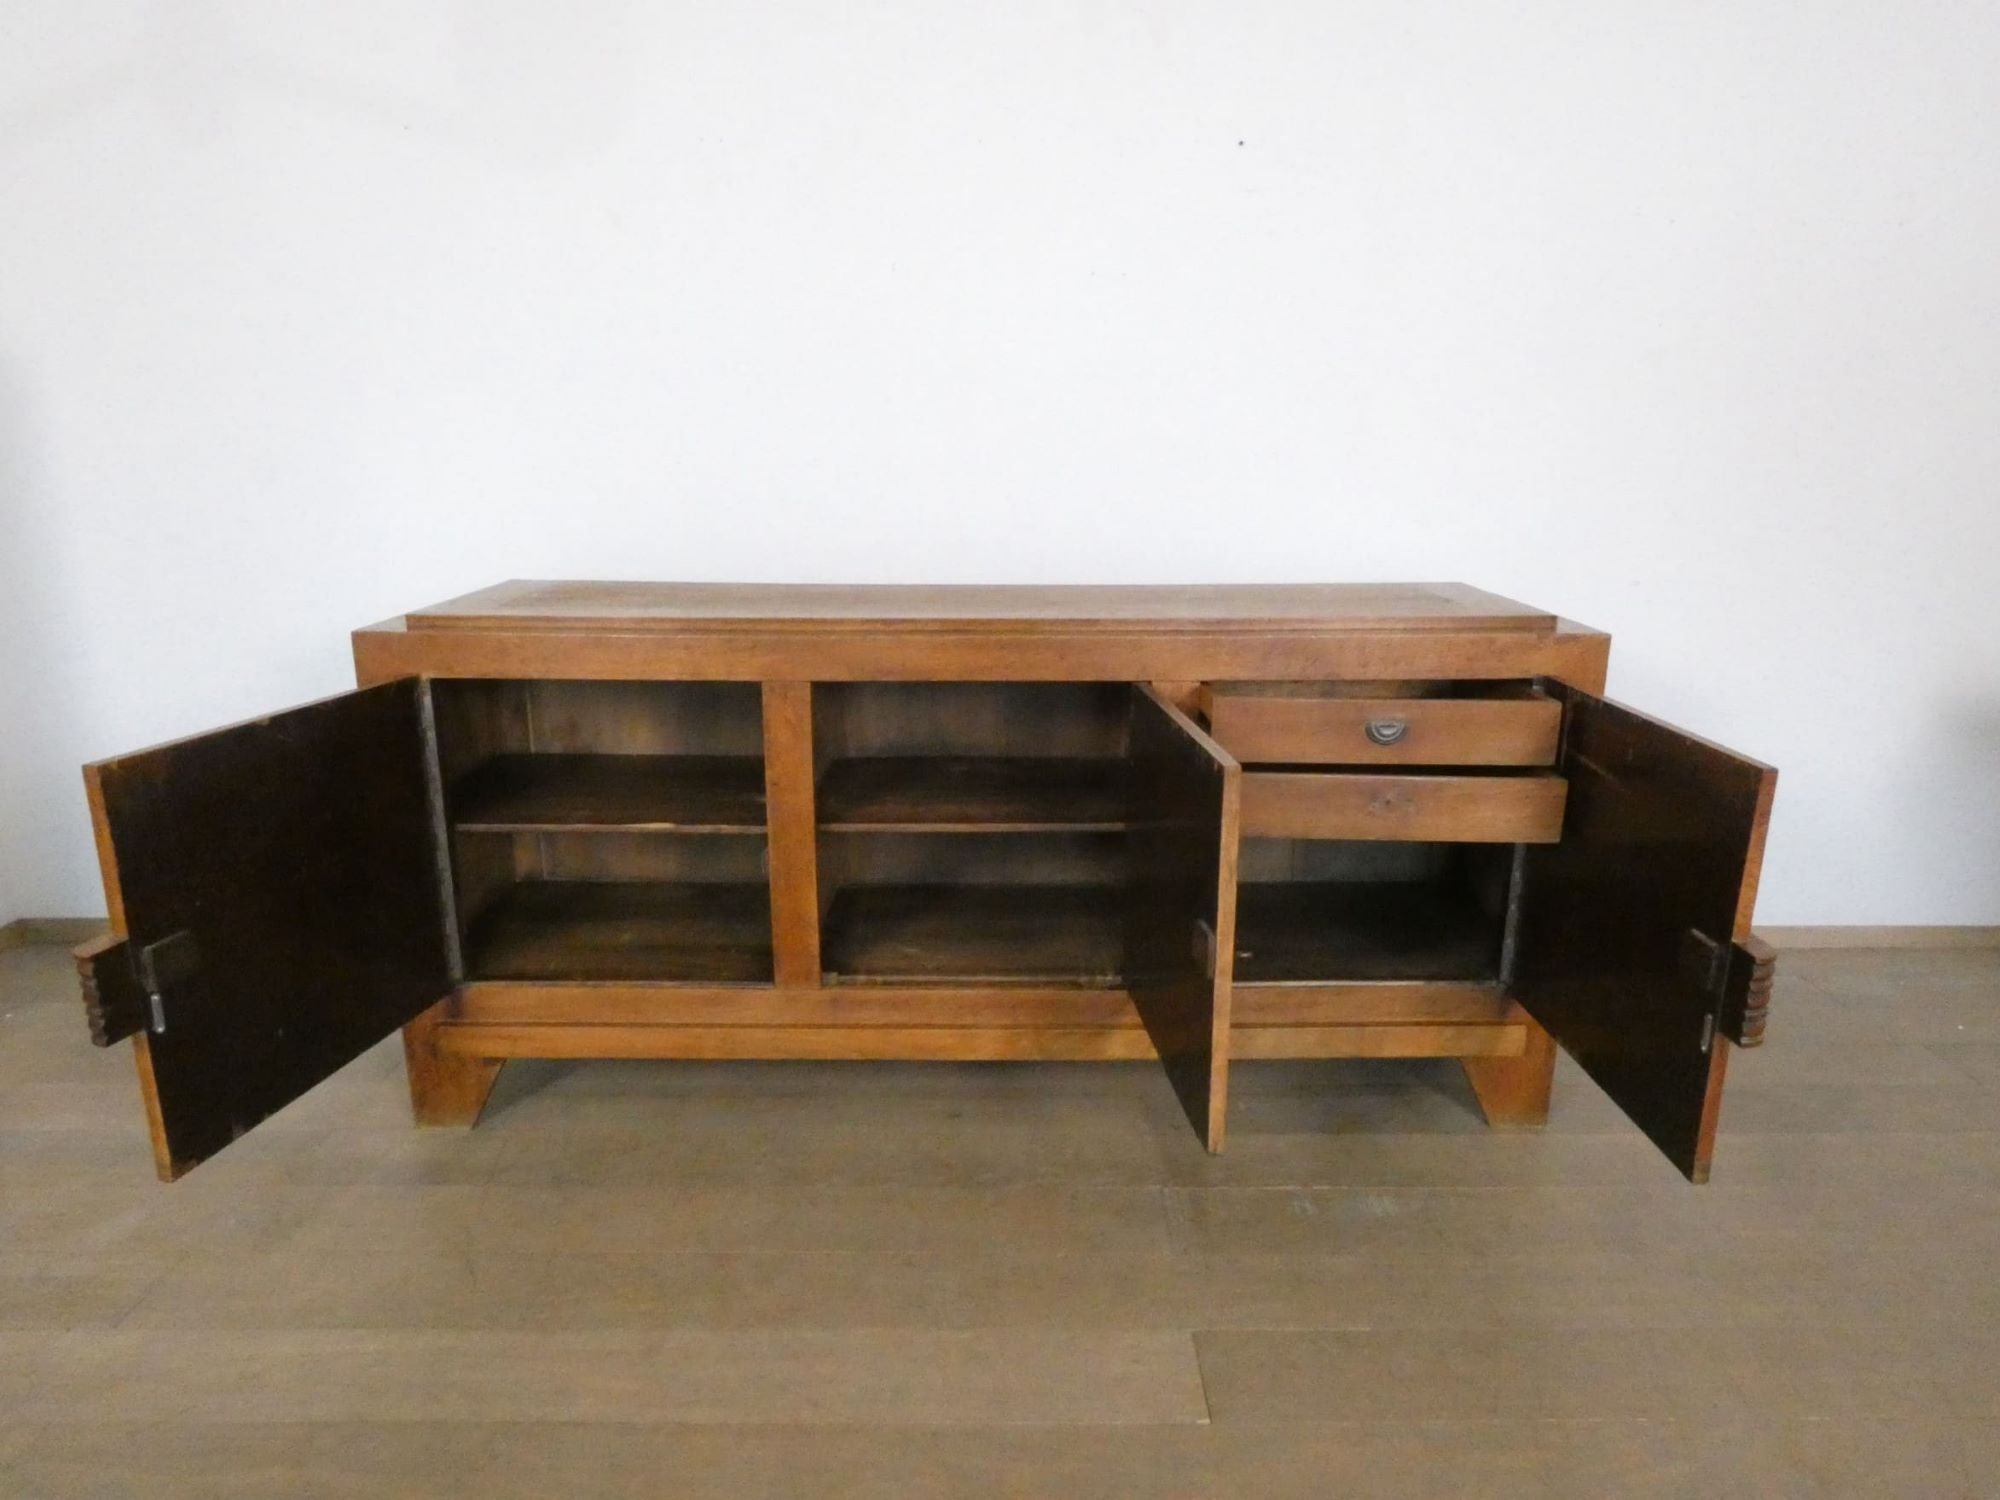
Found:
<box><xmin>1233</xmin><ymin>839</ymin><xmax>1512</xmax><ymax>983</ymax></box>
<box><xmin>819</xmin><ymin>831</ymin><xmax>1126</xmax><ymax>985</ymax></box>
<box><xmin>811</xmin><ymin>682</ymin><xmax>1135</xmax><ymax>985</ymax></box>
<box><xmin>432</xmin><ymin>680</ymin><xmax>772</xmax><ymax>982</ymax></box>
<box><xmin>813</xmin><ymin>682</ymin><xmax>1133</xmax><ymax>832</ymax></box>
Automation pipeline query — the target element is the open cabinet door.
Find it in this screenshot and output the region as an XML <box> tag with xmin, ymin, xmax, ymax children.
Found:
<box><xmin>1514</xmin><ymin>683</ymin><xmax>1777</xmax><ymax>1182</ymax></box>
<box><xmin>77</xmin><ymin>680</ymin><xmax>454</xmax><ymax>1180</ymax></box>
<box><xmin>1125</xmin><ymin>687</ymin><xmax>1241</xmax><ymax>1152</ymax></box>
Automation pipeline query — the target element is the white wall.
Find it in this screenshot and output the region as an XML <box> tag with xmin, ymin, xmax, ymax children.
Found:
<box><xmin>2</xmin><ymin>1</ymin><xmax>1997</xmax><ymax>926</ymax></box>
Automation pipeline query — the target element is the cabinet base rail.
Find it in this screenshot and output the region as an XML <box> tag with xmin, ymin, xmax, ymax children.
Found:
<box><xmin>433</xmin><ymin>1019</ymin><xmax>1528</xmax><ymax>1062</ymax></box>
<box><xmin>435</xmin><ymin>978</ymin><xmax>1528</xmax><ymax>1062</ymax></box>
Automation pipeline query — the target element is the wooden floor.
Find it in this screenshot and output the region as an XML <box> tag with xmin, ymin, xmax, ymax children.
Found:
<box><xmin>4</xmin><ymin>939</ymin><xmax>1999</xmax><ymax>1496</ymax></box>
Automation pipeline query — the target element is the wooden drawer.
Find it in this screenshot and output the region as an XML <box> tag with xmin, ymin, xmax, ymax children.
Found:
<box><xmin>1202</xmin><ymin>682</ymin><xmax>1560</xmax><ymax>766</ymax></box>
<box><xmin>1239</xmin><ymin>771</ymin><xmax>1568</xmax><ymax>843</ymax></box>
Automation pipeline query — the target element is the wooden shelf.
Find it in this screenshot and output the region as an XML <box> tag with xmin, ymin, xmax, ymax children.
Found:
<box><xmin>817</xmin><ymin>756</ymin><xmax>1130</xmax><ymax>833</ymax></box>
<box><xmin>822</xmin><ymin>883</ymin><xmax>1124</xmax><ymax>985</ymax></box>
<box><xmin>452</xmin><ymin>754</ymin><xmax>766</xmax><ymax>834</ymax></box>
<box><xmin>1234</xmin><ymin>881</ymin><xmax>1501</xmax><ymax>983</ymax></box>
<box><xmin>465</xmin><ymin>881</ymin><xmax>773</xmax><ymax>982</ymax></box>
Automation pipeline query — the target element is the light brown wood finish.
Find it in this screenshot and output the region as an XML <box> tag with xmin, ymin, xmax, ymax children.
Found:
<box><xmin>448</xmin><ymin>979</ymin><xmax>1516</xmax><ymax>1029</ymax></box>
<box><xmin>430</xmin><ymin>1019</ymin><xmax>1528</xmax><ymax>1062</ymax></box>
<box><xmin>1203</xmin><ymin>683</ymin><xmax>1561</xmax><ymax>766</ymax></box>
<box><xmin>1460</xmin><ymin>1015</ymin><xmax>1558</xmax><ymax>1127</ymax></box>
<box><xmin>353</xmin><ymin>618</ymin><xmax>1615</xmax><ymax>687</ymax></box>
<box><xmin>761</xmin><ymin>682</ymin><xmax>822</xmax><ymax>987</ymax></box>
<box><xmin>1238</xmin><ymin>771</ymin><xmax>1568</xmax><ymax>843</ymax></box>
<box><xmin>436</xmin><ymin>1021</ymin><xmax>1165</xmax><ymax>1062</ymax></box>
<box><xmin>408</xmin><ymin>580</ymin><xmax>1562</xmax><ymax>632</ymax></box>
<box><xmin>1235</xmin><ymin>1024</ymin><xmax>1526</xmax><ymax>1059</ymax></box>
<box><xmin>401</xmin><ymin>999</ymin><xmax>502</xmax><ymax>1126</ymax></box>
<box><xmin>58</xmin><ymin>581</ymin><xmax>1765</xmax><ymax>1175</ymax></box>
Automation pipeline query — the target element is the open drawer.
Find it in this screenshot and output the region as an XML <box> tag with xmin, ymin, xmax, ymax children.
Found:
<box><xmin>1201</xmin><ymin>681</ymin><xmax>1561</xmax><ymax>767</ymax></box>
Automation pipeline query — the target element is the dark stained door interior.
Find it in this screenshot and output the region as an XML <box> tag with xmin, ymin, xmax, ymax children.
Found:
<box><xmin>82</xmin><ymin>679</ymin><xmax>453</xmax><ymax>1180</ymax></box>
<box><xmin>1124</xmin><ymin>686</ymin><xmax>1241</xmax><ymax>1152</ymax></box>
<box><xmin>1514</xmin><ymin>683</ymin><xmax>1777</xmax><ymax>1182</ymax></box>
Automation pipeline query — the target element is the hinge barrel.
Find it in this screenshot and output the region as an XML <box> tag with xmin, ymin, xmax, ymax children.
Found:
<box><xmin>1720</xmin><ymin>934</ymin><xmax>1778</xmax><ymax>1046</ymax></box>
<box><xmin>73</xmin><ymin>934</ymin><xmax>147</xmax><ymax>1047</ymax></box>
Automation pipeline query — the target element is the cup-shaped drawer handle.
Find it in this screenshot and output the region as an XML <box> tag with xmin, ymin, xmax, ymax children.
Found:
<box><xmin>1364</xmin><ymin>718</ymin><xmax>1409</xmax><ymax>746</ymax></box>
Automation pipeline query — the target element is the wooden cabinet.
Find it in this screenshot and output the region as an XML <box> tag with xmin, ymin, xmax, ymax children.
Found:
<box><xmin>73</xmin><ymin>582</ymin><xmax>1777</xmax><ymax>1183</ymax></box>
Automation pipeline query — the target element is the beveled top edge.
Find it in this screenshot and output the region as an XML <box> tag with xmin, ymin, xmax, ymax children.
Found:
<box><xmin>403</xmin><ymin>581</ymin><xmax>1560</xmax><ymax>634</ymax></box>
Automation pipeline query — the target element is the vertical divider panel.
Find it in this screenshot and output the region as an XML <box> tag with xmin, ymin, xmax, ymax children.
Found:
<box><xmin>763</xmin><ymin>681</ymin><xmax>822</xmax><ymax>987</ymax></box>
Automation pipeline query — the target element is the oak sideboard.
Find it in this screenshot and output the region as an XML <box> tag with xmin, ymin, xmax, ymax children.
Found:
<box><xmin>75</xmin><ymin>581</ymin><xmax>1777</xmax><ymax>1183</ymax></box>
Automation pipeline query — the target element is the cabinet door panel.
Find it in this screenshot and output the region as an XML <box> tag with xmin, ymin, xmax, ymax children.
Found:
<box><xmin>82</xmin><ymin>679</ymin><xmax>452</xmax><ymax>1179</ymax></box>
<box><xmin>1125</xmin><ymin>686</ymin><xmax>1241</xmax><ymax>1152</ymax></box>
<box><xmin>1515</xmin><ymin>683</ymin><xmax>1776</xmax><ymax>1182</ymax></box>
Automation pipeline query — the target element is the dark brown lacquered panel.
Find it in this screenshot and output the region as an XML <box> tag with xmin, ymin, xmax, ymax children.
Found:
<box><xmin>85</xmin><ymin>680</ymin><xmax>451</xmax><ymax>1179</ymax></box>
<box><xmin>1515</xmin><ymin>685</ymin><xmax>1776</xmax><ymax>1183</ymax></box>
<box><xmin>822</xmin><ymin>884</ymin><xmax>1124</xmax><ymax>985</ymax></box>
<box><xmin>1233</xmin><ymin>882</ymin><xmax>1503</xmax><ymax>984</ymax></box>
<box><xmin>451</xmin><ymin>754</ymin><xmax>767</xmax><ymax>833</ymax></box>
<box><xmin>464</xmin><ymin>881</ymin><xmax>773</xmax><ymax>983</ymax></box>
<box><xmin>1124</xmin><ymin>687</ymin><xmax>1239</xmax><ymax>1152</ymax></box>
<box><xmin>406</xmin><ymin>580</ymin><xmax>1558</xmax><ymax>633</ymax></box>
<box><xmin>816</xmin><ymin>756</ymin><xmax>1131</xmax><ymax>833</ymax></box>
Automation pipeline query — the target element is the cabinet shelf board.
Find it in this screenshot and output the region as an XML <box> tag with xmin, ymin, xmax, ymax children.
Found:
<box><xmin>452</xmin><ymin>753</ymin><xmax>766</xmax><ymax>834</ymax></box>
<box><xmin>816</xmin><ymin>756</ymin><xmax>1131</xmax><ymax>833</ymax></box>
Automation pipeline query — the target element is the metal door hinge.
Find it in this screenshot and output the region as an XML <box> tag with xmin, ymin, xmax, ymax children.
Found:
<box><xmin>1682</xmin><ymin>928</ymin><xmax>1780</xmax><ymax>1052</ymax></box>
<box><xmin>1680</xmin><ymin>929</ymin><xmax>1726</xmax><ymax>1054</ymax></box>
<box><xmin>136</xmin><ymin>930</ymin><xmax>202</xmax><ymax>1036</ymax></box>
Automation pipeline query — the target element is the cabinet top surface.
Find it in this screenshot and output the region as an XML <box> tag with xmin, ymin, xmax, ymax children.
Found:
<box><xmin>405</xmin><ymin>581</ymin><xmax>1558</xmax><ymax>634</ymax></box>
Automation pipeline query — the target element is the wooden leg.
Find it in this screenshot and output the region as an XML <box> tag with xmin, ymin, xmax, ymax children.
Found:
<box><xmin>402</xmin><ymin>1000</ymin><xmax>501</xmax><ymax>1127</ymax></box>
<box><xmin>1460</xmin><ymin>1014</ymin><xmax>1555</xmax><ymax>1127</ymax></box>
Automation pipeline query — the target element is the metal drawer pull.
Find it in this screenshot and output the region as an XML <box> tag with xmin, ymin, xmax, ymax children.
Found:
<box><xmin>1364</xmin><ymin>718</ymin><xmax>1409</xmax><ymax>746</ymax></box>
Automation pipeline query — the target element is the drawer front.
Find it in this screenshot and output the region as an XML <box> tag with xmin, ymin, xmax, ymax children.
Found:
<box><xmin>1203</xmin><ymin>685</ymin><xmax>1561</xmax><ymax>766</ymax></box>
<box><xmin>1239</xmin><ymin>772</ymin><xmax>1568</xmax><ymax>843</ymax></box>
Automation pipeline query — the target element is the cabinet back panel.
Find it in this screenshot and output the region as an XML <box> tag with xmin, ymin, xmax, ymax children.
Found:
<box><xmin>433</xmin><ymin>680</ymin><xmax>763</xmax><ymax>759</ymax></box>
<box><xmin>431</xmin><ymin>681</ymin><xmax>532</xmax><ymax>787</ymax></box>
<box><xmin>820</xmin><ymin>831</ymin><xmax>1125</xmax><ymax>889</ymax></box>
<box><xmin>1233</xmin><ymin>839</ymin><xmax>1512</xmax><ymax>983</ymax></box>
<box><xmin>814</xmin><ymin>683</ymin><xmax>1130</xmax><ymax>762</ymax></box>
<box><xmin>1238</xmin><ymin>838</ymin><xmax>1451</xmax><ymax>884</ymax></box>
<box><xmin>533</xmin><ymin>831</ymin><xmax>769</xmax><ymax>884</ymax></box>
